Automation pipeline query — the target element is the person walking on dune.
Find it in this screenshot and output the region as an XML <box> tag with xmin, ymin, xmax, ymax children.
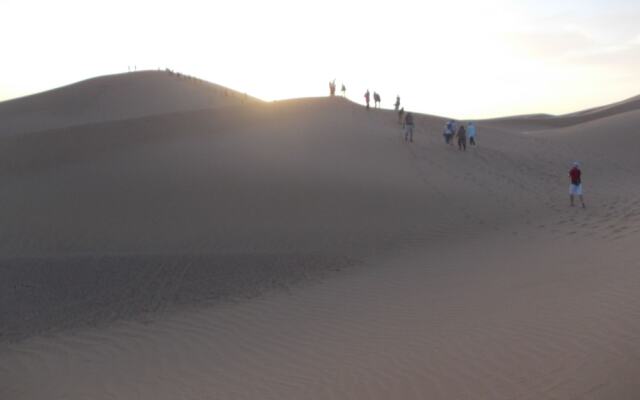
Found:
<box><xmin>467</xmin><ymin>122</ymin><xmax>477</xmax><ymax>146</ymax></box>
<box><xmin>403</xmin><ymin>112</ymin><xmax>415</xmax><ymax>143</ymax></box>
<box><xmin>373</xmin><ymin>92</ymin><xmax>381</xmax><ymax>108</ymax></box>
<box><xmin>443</xmin><ymin>120</ymin><xmax>454</xmax><ymax>144</ymax></box>
<box><xmin>341</xmin><ymin>83</ymin><xmax>346</xmax><ymax>97</ymax></box>
<box><xmin>365</xmin><ymin>90</ymin><xmax>371</xmax><ymax>109</ymax></box>
<box><xmin>394</xmin><ymin>95</ymin><xmax>401</xmax><ymax>111</ymax></box>
<box><xmin>456</xmin><ymin>124</ymin><xmax>467</xmax><ymax>151</ymax></box>
<box><xmin>569</xmin><ymin>162</ymin><xmax>586</xmax><ymax>208</ymax></box>
<box><xmin>329</xmin><ymin>80</ymin><xmax>336</xmax><ymax>96</ymax></box>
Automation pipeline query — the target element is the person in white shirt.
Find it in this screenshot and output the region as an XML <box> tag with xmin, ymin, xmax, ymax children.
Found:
<box><xmin>467</xmin><ymin>122</ymin><xmax>477</xmax><ymax>146</ymax></box>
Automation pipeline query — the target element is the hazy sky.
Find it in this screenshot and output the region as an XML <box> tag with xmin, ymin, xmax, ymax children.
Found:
<box><xmin>2</xmin><ymin>0</ymin><xmax>639</xmax><ymax>118</ymax></box>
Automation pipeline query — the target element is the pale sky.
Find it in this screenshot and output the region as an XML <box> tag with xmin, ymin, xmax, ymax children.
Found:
<box><xmin>1</xmin><ymin>0</ymin><xmax>639</xmax><ymax>119</ymax></box>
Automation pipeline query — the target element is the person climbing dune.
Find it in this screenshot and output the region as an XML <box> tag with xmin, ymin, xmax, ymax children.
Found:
<box><xmin>456</xmin><ymin>124</ymin><xmax>467</xmax><ymax>151</ymax></box>
<box><xmin>403</xmin><ymin>112</ymin><xmax>415</xmax><ymax>143</ymax></box>
<box><xmin>569</xmin><ymin>162</ymin><xmax>586</xmax><ymax>208</ymax></box>
<box><xmin>467</xmin><ymin>122</ymin><xmax>477</xmax><ymax>146</ymax></box>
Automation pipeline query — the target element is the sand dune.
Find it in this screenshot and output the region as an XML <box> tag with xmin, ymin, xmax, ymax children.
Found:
<box><xmin>1</xmin><ymin>73</ymin><xmax>640</xmax><ymax>399</ymax></box>
<box><xmin>481</xmin><ymin>93</ymin><xmax>640</xmax><ymax>133</ymax></box>
<box><xmin>0</xmin><ymin>70</ymin><xmax>256</xmax><ymax>135</ymax></box>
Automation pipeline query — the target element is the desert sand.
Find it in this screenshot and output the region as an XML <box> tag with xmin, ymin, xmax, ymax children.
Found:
<box><xmin>1</xmin><ymin>71</ymin><xmax>639</xmax><ymax>399</ymax></box>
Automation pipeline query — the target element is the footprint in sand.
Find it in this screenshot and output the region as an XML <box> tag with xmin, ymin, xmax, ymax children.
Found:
<box><xmin>612</xmin><ymin>226</ymin><xmax>629</xmax><ymax>234</ymax></box>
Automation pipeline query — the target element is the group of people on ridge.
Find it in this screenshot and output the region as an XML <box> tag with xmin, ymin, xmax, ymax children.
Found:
<box><xmin>329</xmin><ymin>80</ymin><xmax>347</xmax><ymax>97</ymax></box>
<box><xmin>444</xmin><ymin>120</ymin><xmax>476</xmax><ymax>151</ymax></box>
<box><xmin>327</xmin><ymin>81</ymin><xmax>587</xmax><ymax>209</ymax></box>
<box><xmin>363</xmin><ymin>90</ymin><xmax>384</xmax><ymax>109</ymax></box>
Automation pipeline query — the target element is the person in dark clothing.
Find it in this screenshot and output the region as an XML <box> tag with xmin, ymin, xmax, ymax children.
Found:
<box><xmin>456</xmin><ymin>125</ymin><xmax>467</xmax><ymax>151</ymax></box>
<box><xmin>365</xmin><ymin>90</ymin><xmax>371</xmax><ymax>109</ymax></box>
<box><xmin>394</xmin><ymin>95</ymin><xmax>400</xmax><ymax>111</ymax></box>
<box><xmin>373</xmin><ymin>92</ymin><xmax>381</xmax><ymax>108</ymax></box>
<box><xmin>341</xmin><ymin>84</ymin><xmax>346</xmax><ymax>97</ymax></box>
<box><xmin>329</xmin><ymin>80</ymin><xmax>336</xmax><ymax>96</ymax></box>
<box><xmin>403</xmin><ymin>112</ymin><xmax>415</xmax><ymax>142</ymax></box>
<box><xmin>569</xmin><ymin>162</ymin><xmax>586</xmax><ymax>208</ymax></box>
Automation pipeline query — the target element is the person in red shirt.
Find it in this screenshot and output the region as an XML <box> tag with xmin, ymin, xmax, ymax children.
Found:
<box><xmin>569</xmin><ymin>162</ymin><xmax>586</xmax><ymax>208</ymax></box>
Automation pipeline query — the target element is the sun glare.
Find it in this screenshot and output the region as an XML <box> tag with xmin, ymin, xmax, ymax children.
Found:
<box><xmin>1</xmin><ymin>0</ymin><xmax>639</xmax><ymax>118</ymax></box>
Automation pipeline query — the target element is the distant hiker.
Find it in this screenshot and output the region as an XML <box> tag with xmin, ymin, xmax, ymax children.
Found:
<box><xmin>444</xmin><ymin>120</ymin><xmax>454</xmax><ymax>144</ymax></box>
<box><xmin>456</xmin><ymin>124</ymin><xmax>467</xmax><ymax>151</ymax></box>
<box><xmin>394</xmin><ymin>95</ymin><xmax>400</xmax><ymax>111</ymax></box>
<box><xmin>398</xmin><ymin>107</ymin><xmax>405</xmax><ymax>123</ymax></box>
<box><xmin>365</xmin><ymin>90</ymin><xmax>371</xmax><ymax>109</ymax></box>
<box><xmin>329</xmin><ymin>80</ymin><xmax>336</xmax><ymax>96</ymax></box>
<box><xmin>569</xmin><ymin>162</ymin><xmax>586</xmax><ymax>208</ymax></box>
<box><xmin>467</xmin><ymin>122</ymin><xmax>477</xmax><ymax>146</ymax></box>
<box><xmin>373</xmin><ymin>92</ymin><xmax>381</xmax><ymax>108</ymax></box>
<box><xmin>341</xmin><ymin>84</ymin><xmax>346</xmax><ymax>97</ymax></box>
<box><xmin>451</xmin><ymin>121</ymin><xmax>460</xmax><ymax>144</ymax></box>
<box><xmin>403</xmin><ymin>112</ymin><xmax>415</xmax><ymax>142</ymax></box>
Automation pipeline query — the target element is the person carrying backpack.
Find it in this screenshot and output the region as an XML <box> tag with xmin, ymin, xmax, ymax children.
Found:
<box><xmin>403</xmin><ymin>112</ymin><xmax>415</xmax><ymax>143</ymax></box>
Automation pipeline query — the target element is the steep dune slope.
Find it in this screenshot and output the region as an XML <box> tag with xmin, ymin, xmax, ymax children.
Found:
<box><xmin>0</xmin><ymin>97</ymin><xmax>435</xmax><ymax>338</ymax></box>
<box><xmin>0</xmin><ymin>98</ymin><xmax>431</xmax><ymax>258</ymax></box>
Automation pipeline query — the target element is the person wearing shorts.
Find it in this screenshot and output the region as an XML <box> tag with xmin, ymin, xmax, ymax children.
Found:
<box><xmin>569</xmin><ymin>162</ymin><xmax>585</xmax><ymax>208</ymax></box>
